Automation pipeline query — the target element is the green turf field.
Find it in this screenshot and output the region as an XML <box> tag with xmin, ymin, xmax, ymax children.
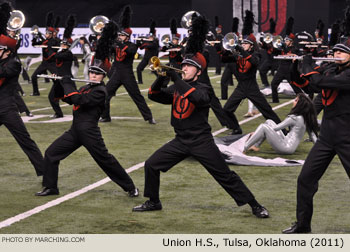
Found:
<box><xmin>0</xmin><ymin>59</ymin><xmax>349</xmax><ymax>234</ymax></box>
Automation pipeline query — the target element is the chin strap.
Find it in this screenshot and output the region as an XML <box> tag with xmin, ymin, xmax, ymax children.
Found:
<box><xmin>185</xmin><ymin>68</ymin><xmax>201</xmax><ymax>83</ymax></box>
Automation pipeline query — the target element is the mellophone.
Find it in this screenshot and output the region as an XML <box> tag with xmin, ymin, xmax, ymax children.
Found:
<box><xmin>37</xmin><ymin>74</ymin><xmax>101</xmax><ymax>84</ymax></box>
<box><xmin>273</xmin><ymin>55</ymin><xmax>345</xmax><ymax>61</ymax></box>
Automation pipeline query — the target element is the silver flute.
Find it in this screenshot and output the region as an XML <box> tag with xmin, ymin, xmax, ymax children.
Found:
<box><xmin>273</xmin><ymin>55</ymin><xmax>345</xmax><ymax>61</ymax></box>
<box><xmin>37</xmin><ymin>74</ymin><xmax>101</xmax><ymax>84</ymax></box>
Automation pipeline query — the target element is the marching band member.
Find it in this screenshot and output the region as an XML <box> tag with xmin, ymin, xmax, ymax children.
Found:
<box><xmin>133</xmin><ymin>15</ymin><xmax>269</xmax><ymax>219</ymax></box>
<box><xmin>30</xmin><ymin>12</ymin><xmax>60</xmax><ymax>96</ymax></box>
<box><xmin>223</xmin><ymin>10</ymin><xmax>282</xmax><ymax>135</ymax></box>
<box><xmin>0</xmin><ymin>2</ymin><xmax>44</xmax><ymax>176</ymax></box>
<box><xmin>99</xmin><ymin>5</ymin><xmax>155</xmax><ymax>124</ymax></box>
<box><xmin>214</xmin><ymin>16</ymin><xmax>223</xmax><ymax>75</ymax></box>
<box><xmin>35</xmin><ymin>21</ymin><xmax>139</xmax><ymax>197</ymax></box>
<box><xmin>136</xmin><ymin>19</ymin><xmax>159</xmax><ymax>84</ymax></box>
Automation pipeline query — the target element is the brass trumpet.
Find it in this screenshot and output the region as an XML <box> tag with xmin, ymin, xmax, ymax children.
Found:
<box><xmin>149</xmin><ymin>56</ymin><xmax>185</xmax><ymax>76</ymax></box>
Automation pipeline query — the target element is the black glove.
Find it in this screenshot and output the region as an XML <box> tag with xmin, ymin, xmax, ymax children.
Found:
<box><xmin>166</xmin><ymin>69</ymin><xmax>180</xmax><ymax>82</ymax></box>
<box><xmin>302</xmin><ymin>54</ymin><xmax>313</xmax><ymax>65</ymax></box>
<box><xmin>234</xmin><ymin>44</ymin><xmax>244</xmax><ymax>53</ymax></box>
<box><xmin>115</xmin><ymin>40</ymin><xmax>124</xmax><ymax>48</ymax></box>
<box><xmin>81</xmin><ymin>59</ymin><xmax>85</xmax><ymax>64</ymax></box>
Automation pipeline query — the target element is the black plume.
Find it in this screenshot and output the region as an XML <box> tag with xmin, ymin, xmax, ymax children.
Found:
<box><xmin>269</xmin><ymin>18</ymin><xmax>276</xmax><ymax>34</ymax></box>
<box><xmin>329</xmin><ymin>20</ymin><xmax>340</xmax><ymax>46</ymax></box>
<box><xmin>242</xmin><ymin>10</ymin><xmax>255</xmax><ymax>36</ymax></box>
<box><xmin>120</xmin><ymin>5</ymin><xmax>132</xmax><ymax>29</ymax></box>
<box><xmin>342</xmin><ymin>5</ymin><xmax>350</xmax><ymax>36</ymax></box>
<box><xmin>0</xmin><ymin>2</ymin><xmax>12</xmax><ymax>35</ymax></box>
<box><xmin>285</xmin><ymin>17</ymin><xmax>294</xmax><ymax>36</ymax></box>
<box><xmin>215</xmin><ymin>16</ymin><xmax>219</xmax><ymax>27</ymax></box>
<box><xmin>63</xmin><ymin>15</ymin><xmax>76</xmax><ymax>39</ymax></box>
<box><xmin>185</xmin><ymin>15</ymin><xmax>209</xmax><ymax>54</ymax></box>
<box><xmin>316</xmin><ymin>19</ymin><xmax>324</xmax><ymax>38</ymax></box>
<box><xmin>232</xmin><ymin>17</ymin><xmax>239</xmax><ymax>33</ymax></box>
<box><xmin>46</xmin><ymin>12</ymin><xmax>54</xmax><ymax>27</ymax></box>
<box><xmin>150</xmin><ymin>19</ymin><xmax>156</xmax><ymax>34</ymax></box>
<box><xmin>95</xmin><ymin>21</ymin><xmax>118</xmax><ymax>60</ymax></box>
<box><xmin>170</xmin><ymin>18</ymin><xmax>177</xmax><ymax>35</ymax></box>
<box><xmin>54</xmin><ymin>15</ymin><xmax>61</xmax><ymax>29</ymax></box>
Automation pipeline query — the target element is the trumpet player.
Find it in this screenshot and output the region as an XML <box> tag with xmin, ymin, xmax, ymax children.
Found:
<box><xmin>133</xmin><ymin>16</ymin><xmax>269</xmax><ymax>219</ymax></box>
<box><xmin>100</xmin><ymin>5</ymin><xmax>155</xmax><ymax>124</ymax></box>
<box><xmin>30</xmin><ymin>12</ymin><xmax>60</xmax><ymax>96</ymax></box>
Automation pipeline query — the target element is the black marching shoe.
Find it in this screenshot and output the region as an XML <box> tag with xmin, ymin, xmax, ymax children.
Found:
<box><xmin>231</xmin><ymin>128</ymin><xmax>243</xmax><ymax>135</ymax></box>
<box><xmin>282</xmin><ymin>222</ymin><xmax>311</xmax><ymax>234</ymax></box>
<box><xmin>132</xmin><ymin>200</ymin><xmax>162</xmax><ymax>212</ymax></box>
<box><xmin>50</xmin><ymin>114</ymin><xmax>63</xmax><ymax>118</ymax></box>
<box><xmin>99</xmin><ymin>117</ymin><xmax>111</xmax><ymax>122</ymax></box>
<box><xmin>30</xmin><ymin>92</ymin><xmax>40</xmax><ymax>96</ymax></box>
<box><xmin>148</xmin><ymin>118</ymin><xmax>156</xmax><ymax>124</ymax></box>
<box><xmin>35</xmin><ymin>187</ymin><xmax>59</xmax><ymax>196</ymax></box>
<box><xmin>128</xmin><ymin>188</ymin><xmax>139</xmax><ymax>197</ymax></box>
<box><xmin>252</xmin><ymin>205</ymin><xmax>269</xmax><ymax>218</ymax></box>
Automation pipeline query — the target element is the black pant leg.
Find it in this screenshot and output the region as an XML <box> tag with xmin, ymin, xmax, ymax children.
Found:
<box><xmin>14</xmin><ymin>90</ymin><xmax>30</xmax><ymax>114</ymax></box>
<box><xmin>123</xmin><ymin>75</ymin><xmax>153</xmax><ymax>121</ymax></box>
<box><xmin>43</xmin><ymin>129</ymin><xmax>81</xmax><ymax>188</ymax></box>
<box><xmin>191</xmin><ymin>137</ymin><xmax>255</xmax><ymax>206</ymax></box>
<box><xmin>80</xmin><ymin>126</ymin><xmax>136</xmax><ymax>192</ymax></box>
<box><xmin>223</xmin><ymin>86</ymin><xmax>245</xmax><ymax>130</ymax></box>
<box><xmin>270</xmin><ymin>70</ymin><xmax>285</xmax><ymax>102</ymax></box>
<box><xmin>144</xmin><ymin>138</ymin><xmax>189</xmax><ymax>200</ymax></box>
<box><xmin>136</xmin><ymin>58</ymin><xmax>148</xmax><ymax>84</ymax></box>
<box><xmin>48</xmin><ymin>81</ymin><xmax>63</xmax><ymax>116</ymax></box>
<box><xmin>296</xmin><ymin>139</ymin><xmax>335</xmax><ymax>229</ymax></box>
<box><xmin>2</xmin><ymin>108</ymin><xmax>44</xmax><ymax>176</ymax></box>
<box><xmin>259</xmin><ymin>60</ymin><xmax>271</xmax><ymax>87</ymax></box>
<box><xmin>220</xmin><ymin>63</ymin><xmax>234</xmax><ymax>99</ymax></box>
<box><xmin>31</xmin><ymin>62</ymin><xmax>49</xmax><ymax>94</ymax></box>
<box><xmin>247</xmin><ymin>86</ymin><xmax>282</xmax><ymax>124</ymax></box>
<box><xmin>101</xmin><ymin>73</ymin><xmax>122</xmax><ymax>119</ymax></box>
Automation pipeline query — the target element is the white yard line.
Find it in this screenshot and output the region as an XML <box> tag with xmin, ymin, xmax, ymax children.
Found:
<box><xmin>0</xmin><ymin>97</ymin><xmax>293</xmax><ymax>230</ymax></box>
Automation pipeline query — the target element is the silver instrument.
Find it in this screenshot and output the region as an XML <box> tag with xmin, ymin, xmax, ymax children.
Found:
<box><xmin>222</xmin><ymin>32</ymin><xmax>239</xmax><ymax>52</ymax></box>
<box><xmin>274</xmin><ymin>55</ymin><xmax>345</xmax><ymax>61</ymax></box>
<box><xmin>37</xmin><ymin>74</ymin><xmax>101</xmax><ymax>84</ymax></box>
<box><xmin>89</xmin><ymin>15</ymin><xmax>109</xmax><ymax>35</ymax></box>
<box><xmin>263</xmin><ymin>33</ymin><xmax>273</xmax><ymax>43</ymax></box>
<box><xmin>34</xmin><ymin>45</ymin><xmax>61</xmax><ymax>49</ymax></box>
<box><xmin>161</xmin><ymin>34</ymin><xmax>171</xmax><ymax>45</ymax></box>
<box><xmin>7</xmin><ymin>10</ymin><xmax>25</xmax><ymax>31</ymax></box>
<box><xmin>181</xmin><ymin>11</ymin><xmax>200</xmax><ymax>29</ymax></box>
<box><xmin>272</xmin><ymin>35</ymin><xmax>283</xmax><ymax>49</ymax></box>
<box><xmin>135</xmin><ymin>37</ymin><xmax>153</xmax><ymax>41</ymax></box>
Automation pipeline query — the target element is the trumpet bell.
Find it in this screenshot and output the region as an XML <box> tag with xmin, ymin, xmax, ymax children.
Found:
<box><xmin>149</xmin><ymin>56</ymin><xmax>184</xmax><ymax>76</ymax></box>
<box><xmin>7</xmin><ymin>10</ymin><xmax>25</xmax><ymax>31</ymax></box>
<box><xmin>181</xmin><ymin>11</ymin><xmax>200</xmax><ymax>29</ymax></box>
<box><xmin>222</xmin><ymin>32</ymin><xmax>239</xmax><ymax>52</ymax></box>
<box><xmin>89</xmin><ymin>15</ymin><xmax>109</xmax><ymax>34</ymax></box>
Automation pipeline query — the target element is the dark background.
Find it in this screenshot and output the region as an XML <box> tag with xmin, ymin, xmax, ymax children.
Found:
<box><xmin>5</xmin><ymin>0</ymin><xmax>346</xmax><ymax>35</ymax></box>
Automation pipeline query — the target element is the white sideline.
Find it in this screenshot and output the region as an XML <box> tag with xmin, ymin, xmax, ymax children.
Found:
<box><xmin>0</xmin><ymin>97</ymin><xmax>293</xmax><ymax>230</ymax></box>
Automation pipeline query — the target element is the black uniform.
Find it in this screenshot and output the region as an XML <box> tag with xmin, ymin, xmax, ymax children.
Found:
<box><xmin>101</xmin><ymin>40</ymin><xmax>153</xmax><ymax>121</ymax></box>
<box><xmin>214</xmin><ymin>33</ymin><xmax>224</xmax><ymax>74</ymax></box>
<box><xmin>50</xmin><ymin>48</ymin><xmax>74</xmax><ymax>117</ymax></box>
<box><xmin>136</xmin><ymin>39</ymin><xmax>159</xmax><ymax>84</ymax></box>
<box><xmin>223</xmin><ymin>47</ymin><xmax>282</xmax><ymax>132</ymax></box>
<box><xmin>200</xmin><ymin>48</ymin><xmax>237</xmax><ymax>129</ymax></box>
<box><xmin>270</xmin><ymin>44</ymin><xmax>302</xmax><ymax>102</ymax></box>
<box><xmin>288</xmin><ymin>58</ymin><xmax>350</xmax><ymax>231</ymax></box>
<box><xmin>258</xmin><ymin>41</ymin><xmax>278</xmax><ymax>87</ymax></box>
<box><xmin>42</xmin><ymin>77</ymin><xmax>136</xmax><ymax>192</ymax></box>
<box><xmin>144</xmin><ymin>74</ymin><xmax>257</xmax><ymax>205</ymax></box>
<box><xmin>0</xmin><ymin>55</ymin><xmax>44</xmax><ymax>176</ymax></box>
<box><xmin>31</xmin><ymin>37</ymin><xmax>60</xmax><ymax>95</ymax></box>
